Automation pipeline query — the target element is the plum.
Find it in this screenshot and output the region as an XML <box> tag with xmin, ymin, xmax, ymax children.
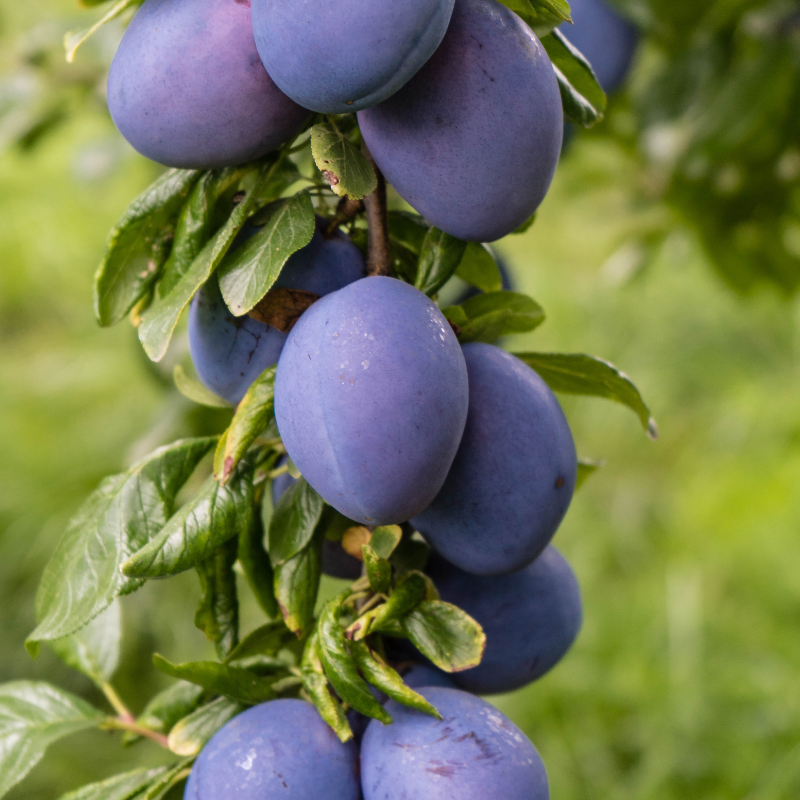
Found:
<box><xmin>189</xmin><ymin>216</ymin><xmax>365</xmax><ymax>405</ymax></box>
<box><xmin>107</xmin><ymin>0</ymin><xmax>309</xmax><ymax>169</ymax></box>
<box><xmin>402</xmin><ymin>663</ymin><xmax>456</xmax><ymax>690</ymax></box>
<box><xmin>251</xmin><ymin>0</ymin><xmax>455</xmax><ymax>113</ymax></box>
<box><xmin>271</xmin><ymin>463</ymin><xmax>363</xmax><ymax>580</ymax></box>
<box><xmin>428</xmin><ymin>547</ymin><xmax>582</xmax><ymax>694</ymax></box>
<box><xmin>274</xmin><ymin>276</ymin><xmax>469</xmax><ymax>525</ymax></box>
<box><xmin>361</xmin><ymin>687</ymin><xmax>549</xmax><ymax>800</ymax></box>
<box><xmin>561</xmin><ymin>0</ymin><xmax>638</xmax><ymax>94</ymax></box>
<box><xmin>183</xmin><ymin>767</ymin><xmax>197</xmax><ymax>799</ymax></box>
<box><xmin>412</xmin><ymin>343</ymin><xmax>576</xmax><ymax>575</ymax></box>
<box><xmin>189</xmin><ymin>699</ymin><xmax>360</xmax><ymax>799</ymax></box>
<box><xmin>358</xmin><ymin>0</ymin><xmax>562</xmax><ymax>242</ymax></box>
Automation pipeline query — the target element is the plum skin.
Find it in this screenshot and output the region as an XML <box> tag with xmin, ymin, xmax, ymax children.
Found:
<box><xmin>187</xmin><ymin>699</ymin><xmax>360</xmax><ymax>800</ymax></box>
<box><xmin>560</xmin><ymin>0</ymin><xmax>638</xmax><ymax>93</ymax></box>
<box><xmin>251</xmin><ymin>0</ymin><xmax>456</xmax><ymax>113</ymax></box>
<box><xmin>358</xmin><ymin>0</ymin><xmax>563</xmax><ymax>242</ymax></box>
<box><xmin>189</xmin><ymin>216</ymin><xmax>365</xmax><ymax>406</ymax></box>
<box><xmin>361</xmin><ymin>687</ymin><xmax>549</xmax><ymax>800</ymax></box>
<box><xmin>274</xmin><ymin>276</ymin><xmax>469</xmax><ymax>526</ymax></box>
<box><xmin>428</xmin><ymin>546</ymin><xmax>582</xmax><ymax>694</ymax></box>
<box><xmin>411</xmin><ymin>343</ymin><xmax>577</xmax><ymax>576</ymax></box>
<box><xmin>107</xmin><ymin>0</ymin><xmax>309</xmax><ymax>169</ymax></box>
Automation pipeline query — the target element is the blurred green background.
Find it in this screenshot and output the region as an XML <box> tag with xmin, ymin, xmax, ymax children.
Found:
<box><xmin>1</xmin><ymin>1</ymin><xmax>799</xmax><ymax>799</ymax></box>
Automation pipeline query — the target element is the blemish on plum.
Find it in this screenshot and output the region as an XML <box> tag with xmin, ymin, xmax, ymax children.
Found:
<box><xmin>554</xmin><ymin>476</ymin><xmax>565</xmax><ymax>488</ymax></box>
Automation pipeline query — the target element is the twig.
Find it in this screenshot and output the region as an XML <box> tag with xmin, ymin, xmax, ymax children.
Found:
<box><xmin>101</xmin><ymin>716</ymin><xmax>171</xmax><ymax>749</ymax></box>
<box><xmin>362</xmin><ymin>146</ymin><xmax>391</xmax><ymax>276</ymax></box>
<box><xmin>326</xmin><ymin>196</ymin><xmax>364</xmax><ymax>236</ymax></box>
<box><xmin>100</xmin><ymin>681</ymin><xmax>134</xmax><ymax>723</ymax></box>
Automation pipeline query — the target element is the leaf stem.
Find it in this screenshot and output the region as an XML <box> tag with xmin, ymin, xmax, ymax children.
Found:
<box><xmin>101</xmin><ymin>716</ymin><xmax>171</xmax><ymax>749</ymax></box>
<box><xmin>100</xmin><ymin>681</ymin><xmax>134</xmax><ymax>722</ymax></box>
<box><xmin>362</xmin><ymin>145</ymin><xmax>391</xmax><ymax>277</ymax></box>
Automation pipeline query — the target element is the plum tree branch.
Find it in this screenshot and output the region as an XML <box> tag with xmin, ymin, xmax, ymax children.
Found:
<box><xmin>101</xmin><ymin>716</ymin><xmax>171</xmax><ymax>749</ymax></box>
<box><xmin>362</xmin><ymin>146</ymin><xmax>391</xmax><ymax>277</ymax></box>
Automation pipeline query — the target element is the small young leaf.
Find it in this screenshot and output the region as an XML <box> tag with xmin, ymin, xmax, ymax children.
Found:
<box><xmin>214</xmin><ymin>367</ymin><xmax>276</xmax><ymax>484</ymax></box>
<box><xmin>311</xmin><ymin>123</ymin><xmax>377</xmax><ymax>200</ymax></box>
<box><xmin>224</xmin><ymin>622</ymin><xmax>293</xmax><ymax>663</ymax></box>
<box><xmin>268</xmin><ymin>477</ymin><xmax>325</xmax><ymax>565</ymax></box>
<box><xmin>153</xmin><ymin>655</ymin><xmax>278</xmax><ymax>706</ymax></box>
<box><xmin>576</xmin><ymin>457</ymin><xmax>604</xmax><ymax>488</ymax></box>
<box><xmin>341</xmin><ymin>526</ymin><xmax>371</xmax><ymax>560</ymax></box>
<box><xmin>299</xmin><ymin>631</ymin><xmax>353</xmax><ymax>743</ymax></box>
<box><xmin>65</xmin><ymin>0</ymin><xmax>142</xmax><ymax>63</ymax></box>
<box><xmin>138</xmin><ymin>159</ymin><xmax>278</xmax><ymax>362</ymax></box>
<box><xmin>455</xmin><ymin>242</ymin><xmax>503</xmax><ymax>293</ymax></box>
<box><xmin>238</xmin><ymin>517</ymin><xmax>279</xmax><ymax>620</ymax></box>
<box><xmin>133</xmin><ymin>682</ymin><xmax>204</xmax><ymax>738</ymax></box>
<box><xmin>167</xmin><ymin>697</ymin><xmax>242</xmax><ymax>757</ymax></box>
<box><xmin>414</xmin><ymin>227</ymin><xmax>468</xmax><ymax>297</ymax></box>
<box><xmin>349</xmin><ymin>571</ymin><xmax>428</xmax><ymax>641</ymax></box>
<box><xmin>514</xmin><ymin>352</ymin><xmax>658</xmax><ymax>438</ymax></box>
<box><xmin>28</xmin><ymin>438</ymin><xmax>216</xmax><ymax>652</ymax></box>
<box><xmin>57</xmin><ymin>767</ymin><xmax>169</xmax><ymax>800</ymax></box>
<box><xmin>0</xmin><ymin>682</ymin><xmax>104</xmax><ymax>799</ymax></box>
<box><xmin>362</xmin><ymin>545</ymin><xmax>391</xmax><ymax>595</ymax></box>
<box><xmin>194</xmin><ymin>539</ymin><xmax>239</xmax><ymax>660</ymax></box>
<box><xmin>173</xmin><ymin>364</ymin><xmax>232</xmax><ymax>408</ymax></box>
<box><xmin>48</xmin><ymin>600</ymin><xmax>121</xmax><ymax>687</ymax></box>
<box><xmin>443</xmin><ymin>291</ymin><xmax>545</xmax><ymax>343</ymax></box>
<box><xmin>94</xmin><ymin>168</ymin><xmax>200</xmax><ymax>327</ymax></box>
<box><xmin>217</xmin><ymin>193</ymin><xmax>316</xmax><ymax>315</ymax></box>
<box><xmin>273</xmin><ymin>532</ymin><xmax>322</xmax><ymax>638</ymax></box>
<box><xmin>389</xmin><ymin>536</ymin><xmax>430</xmax><ymax>576</ymax></box>
<box><xmin>512</xmin><ymin>212</ymin><xmax>537</xmax><ymax>235</ymax></box>
<box><xmin>317</xmin><ymin>596</ymin><xmax>392</xmax><ymax>724</ymax></box>
<box><xmin>541</xmin><ymin>29</ymin><xmax>607</xmax><ymax>127</ymax></box>
<box><xmin>369</xmin><ymin>525</ymin><xmax>403</xmax><ymax>560</ymax></box>
<box><xmin>403</xmin><ymin>601</ymin><xmax>485</xmax><ymax>673</ymax></box>
<box><xmin>121</xmin><ymin>465</ymin><xmax>255</xmax><ymax>579</ymax></box>
<box><xmin>349</xmin><ymin>641</ymin><xmax>441</xmax><ymax>719</ymax></box>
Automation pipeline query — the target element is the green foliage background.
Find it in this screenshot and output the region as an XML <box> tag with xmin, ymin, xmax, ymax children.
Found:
<box><xmin>0</xmin><ymin>1</ymin><xmax>799</xmax><ymax>798</ymax></box>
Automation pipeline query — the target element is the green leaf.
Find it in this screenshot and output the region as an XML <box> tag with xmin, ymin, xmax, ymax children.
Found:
<box><xmin>268</xmin><ymin>477</ymin><xmax>325</xmax><ymax>565</ymax></box>
<box><xmin>121</xmin><ymin>465</ymin><xmax>254</xmax><ymax>579</ymax></box>
<box><xmin>57</xmin><ymin>767</ymin><xmax>169</xmax><ymax>800</ymax></box>
<box><xmin>541</xmin><ymin>29</ymin><xmax>607</xmax><ymax>127</ymax></box>
<box><xmin>27</xmin><ymin>438</ymin><xmax>216</xmax><ymax>653</ymax></box>
<box><xmin>514</xmin><ymin>352</ymin><xmax>658</xmax><ymax>438</ymax></box>
<box><xmin>414</xmin><ymin>227</ymin><xmax>468</xmax><ymax>297</ymax></box>
<box><xmin>389</xmin><ymin>536</ymin><xmax>430</xmax><ymax>576</ymax></box>
<box><xmin>512</xmin><ymin>212</ymin><xmax>537</xmax><ymax>235</ymax></box>
<box><xmin>137</xmin><ymin>759</ymin><xmax>194</xmax><ymax>800</ymax></box>
<box><xmin>173</xmin><ymin>364</ymin><xmax>232</xmax><ymax>408</ymax></box>
<box><xmin>138</xmin><ymin>160</ymin><xmax>277</xmax><ymax>362</ymax></box>
<box><xmin>167</xmin><ymin>697</ymin><xmax>242</xmax><ymax>757</ymax></box>
<box><xmin>238</xmin><ymin>517</ymin><xmax>279</xmax><ymax>619</ymax></box>
<box><xmin>48</xmin><ymin>600</ymin><xmax>121</xmax><ymax>686</ymax></box>
<box><xmin>311</xmin><ymin>123</ymin><xmax>377</xmax><ymax>200</ymax></box>
<box><xmin>349</xmin><ymin>641</ymin><xmax>441</xmax><ymax>718</ymax></box>
<box><xmin>317</xmin><ymin>596</ymin><xmax>392</xmax><ymax>724</ymax></box>
<box><xmin>153</xmin><ymin>655</ymin><xmax>278</xmax><ymax>706</ymax></box>
<box><xmin>576</xmin><ymin>457</ymin><xmax>604</xmax><ymax>489</ymax></box>
<box><xmin>299</xmin><ymin>632</ymin><xmax>352</xmax><ymax>743</ymax></box>
<box><xmin>362</xmin><ymin>545</ymin><xmax>391</xmax><ymax>595</ymax></box>
<box><xmin>217</xmin><ymin>193</ymin><xmax>316</xmax><ymax>315</ymax></box>
<box><xmin>274</xmin><ymin>532</ymin><xmax>322</xmax><ymax>637</ymax></box>
<box><xmin>0</xmin><ymin>682</ymin><xmax>104</xmax><ymax>798</ymax></box>
<box><xmin>403</xmin><ymin>601</ymin><xmax>486</xmax><ymax>673</ymax></box>
<box><xmin>500</xmin><ymin>0</ymin><xmax>571</xmax><ymax>36</ymax></box>
<box><xmin>369</xmin><ymin>525</ymin><xmax>403</xmax><ymax>560</ymax></box>
<box><xmin>348</xmin><ymin>571</ymin><xmax>428</xmax><ymax>641</ymax></box>
<box><xmin>94</xmin><ymin>168</ymin><xmax>200</xmax><ymax>327</ymax></box>
<box><xmin>443</xmin><ymin>291</ymin><xmax>545</xmax><ymax>343</ymax></box>
<box><xmin>158</xmin><ymin>167</ymin><xmax>250</xmax><ymax>297</ymax></box>
<box><xmin>455</xmin><ymin>243</ymin><xmax>502</xmax><ymax>293</ymax></box>
<box><xmin>133</xmin><ymin>682</ymin><xmax>204</xmax><ymax>739</ymax></box>
<box><xmin>387</xmin><ymin>211</ymin><xmax>429</xmax><ymax>255</ymax></box>
<box><xmin>194</xmin><ymin>539</ymin><xmax>239</xmax><ymax>659</ymax></box>
<box><xmin>64</xmin><ymin>0</ymin><xmax>143</xmax><ymax>63</ymax></box>
<box><xmin>225</xmin><ymin>622</ymin><xmax>293</xmax><ymax>663</ymax></box>
<box><xmin>214</xmin><ymin>367</ymin><xmax>276</xmax><ymax>484</ymax></box>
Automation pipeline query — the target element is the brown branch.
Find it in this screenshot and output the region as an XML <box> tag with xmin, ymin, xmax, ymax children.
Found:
<box><xmin>248</xmin><ymin>287</ymin><xmax>320</xmax><ymax>332</ymax></box>
<box><xmin>325</xmin><ymin>196</ymin><xmax>364</xmax><ymax>236</ymax></box>
<box><xmin>362</xmin><ymin>146</ymin><xmax>391</xmax><ymax>276</ymax></box>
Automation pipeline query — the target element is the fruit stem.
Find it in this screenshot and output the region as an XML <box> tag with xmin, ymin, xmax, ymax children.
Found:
<box><xmin>362</xmin><ymin>145</ymin><xmax>391</xmax><ymax>276</ymax></box>
<box><xmin>101</xmin><ymin>716</ymin><xmax>171</xmax><ymax>749</ymax></box>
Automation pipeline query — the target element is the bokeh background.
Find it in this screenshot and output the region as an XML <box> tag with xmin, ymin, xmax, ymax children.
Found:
<box><xmin>1</xmin><ymin>1</ymin><xmax>799</xmax><ymax>798</ymax></box>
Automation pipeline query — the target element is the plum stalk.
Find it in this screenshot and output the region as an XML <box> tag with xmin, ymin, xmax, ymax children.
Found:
<box><xmin>363</xmin><ymin>146</ymin><xmax>391</xmax><ymax>277</ymax></box>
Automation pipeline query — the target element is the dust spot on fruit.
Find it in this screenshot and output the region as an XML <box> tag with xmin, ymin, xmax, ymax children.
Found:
<box><xmin>554</xmin><ymin>476</ymin><xmax>565</xmax><ymax>488</ymax></box>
